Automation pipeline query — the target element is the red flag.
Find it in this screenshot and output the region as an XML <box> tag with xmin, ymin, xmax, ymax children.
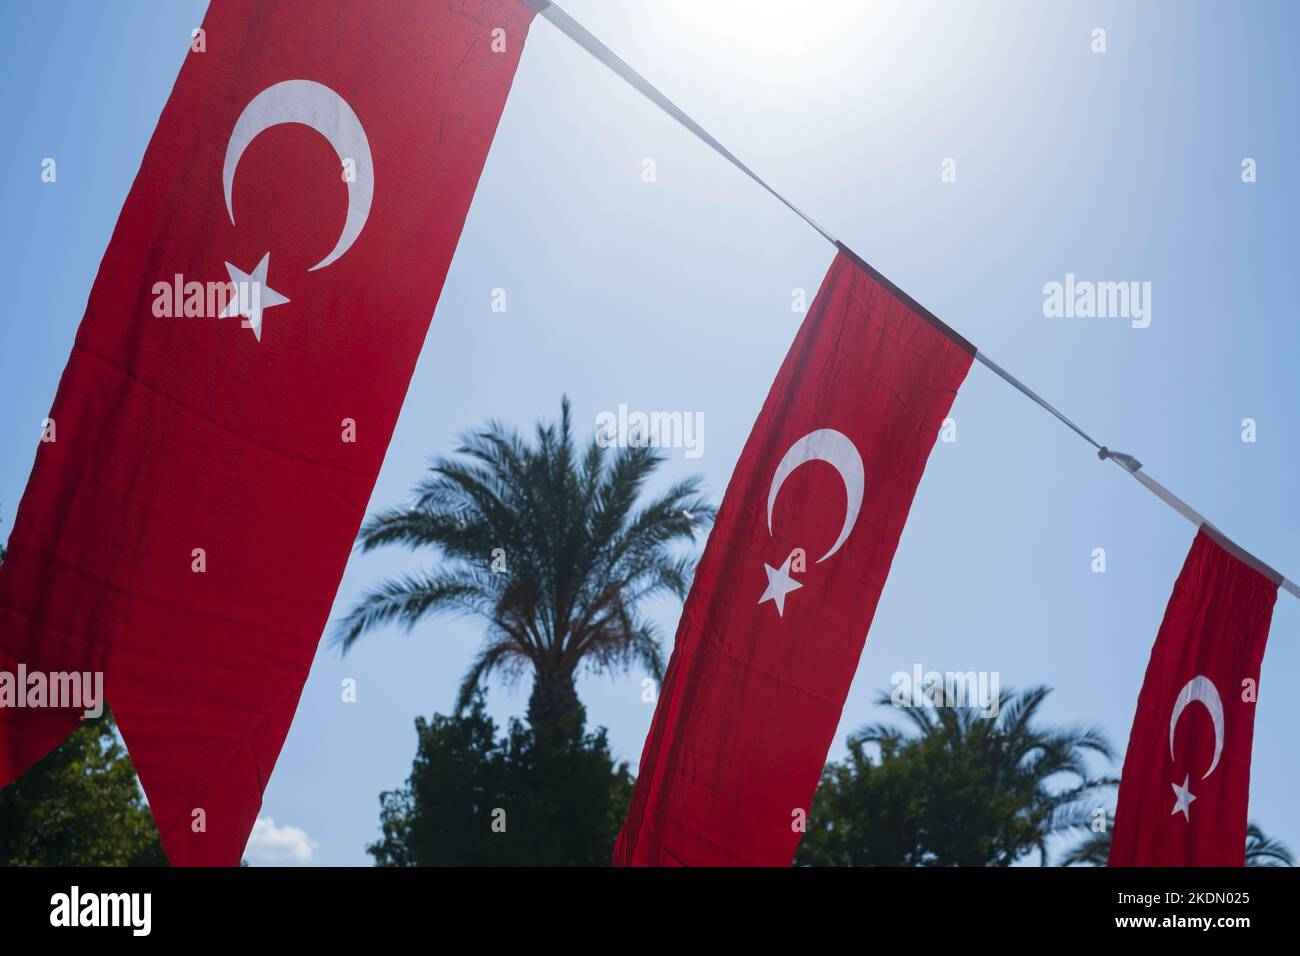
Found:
<box><xmin>1109</xmin><ymin>528</ymin><xmax>1278</xmax><ymax>866</ymax></box>
<box><xmin>0</xmin><ymin>0</ymin><xmax>535</xmax><ymax>864</ymax></box>
<box><xmin>614</xmin><ymin>246</ymin><xmax>974</xmax><ymax>866</ymax></box>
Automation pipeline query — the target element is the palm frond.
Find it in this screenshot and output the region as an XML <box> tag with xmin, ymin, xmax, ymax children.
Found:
<box><xmin>331</xmin><ymin>569</ymin><xmax>496</xmax><ymax>653</ymax></box>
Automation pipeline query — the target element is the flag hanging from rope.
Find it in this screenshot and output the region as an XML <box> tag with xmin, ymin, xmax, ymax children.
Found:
<box><xmin>614</xmin><ymin>246</ymin><xmax>974</xmax><ymax>866</ymax></box>
<box><xmin>0</xmin><ymin>0</ymin><xmax>536</xmax><ymax>864</ymax></box>
<box><xmin>1109</xmin><ymin>528</ymin><xmax>1278</xmax><ymax>866</ymax></box>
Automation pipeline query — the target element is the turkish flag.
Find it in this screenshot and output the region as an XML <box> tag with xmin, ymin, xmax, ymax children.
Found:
<box><xmin>614</xmin><ymin>246</ymin><xmax>974</xmax><ymax>866</ymax></box>
<box><xmin>1109</xmin><ymin>528</ymin><xmax>1278</xmax><ymax>866</ymax></box>
<box><xmin>0</xmin><ymin>0</ymin><xmax>535</xmax><ymax>864</ymax></box>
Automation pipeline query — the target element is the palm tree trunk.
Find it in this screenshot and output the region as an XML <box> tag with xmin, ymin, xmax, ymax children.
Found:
<box><xmin>528</xmin><ymin>667</ymin><xmax>585</xmax><ymax>742</ymax></box>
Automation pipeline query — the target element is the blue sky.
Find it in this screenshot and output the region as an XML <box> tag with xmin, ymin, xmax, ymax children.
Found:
<box><xmin>2</xmin><ymin>0</ymin><xmax>1298</xmax><ymax>865</ymax></box>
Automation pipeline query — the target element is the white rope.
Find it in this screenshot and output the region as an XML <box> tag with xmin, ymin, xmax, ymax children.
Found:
<box><xmin>526</xmin><ymin>1</ymin><xmax>837</xmax><ymax>244</ymax></box>
<box><xmin>1103</xmin><ymin>455</ymin><xmax>1300</xmax><ymax>599</ymax></box>
<box><xmin>973</xmin><ymin>351</ymin><xmax>1104</xmax><ymax>450</ymax></box>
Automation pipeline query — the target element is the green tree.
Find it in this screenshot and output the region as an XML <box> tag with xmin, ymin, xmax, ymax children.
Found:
<box><xmin>797</xmin><ymin>686</ymin><xmax>1114</xmax><ymax>866</ymax></box>
<box><xmin>334</xmin><ymin>397</ymin><xmax>714</xmax><ymax>739</ymax></box>
<box><xmin>0</xmin><ymin>710</ymin><xmax>166</xmax><ymax>866</ymax></box>
<box><xmin>1062</xmin><ymin>819</ymin><xmax>1292</xmax><ymax>866</ymax></box>
<box><xmin>368</xmin><ymin>695</ymin><xmax>632</xmax><ymax>866</ymax></box>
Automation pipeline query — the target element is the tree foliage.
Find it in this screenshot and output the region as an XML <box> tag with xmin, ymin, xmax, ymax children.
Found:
<box><xmin>368</xmin><ymin>695</ymin><xmax>630</xmax><ymax>866</ymax></box>
<box><xmin>0</xmin><ymin>710</ymin><xmax>165</xmax><ymax>867</ymax></box>
<box><xmin>797</xmin><ymin>686</ymin><xmax>1114</xmax><ymax>866</ymax></box>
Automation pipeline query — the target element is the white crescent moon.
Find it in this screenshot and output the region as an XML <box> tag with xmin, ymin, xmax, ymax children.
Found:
<box><xmin>1169</xmin><ymin>675</ymin><xmax>1224</xmax><ymax>780</ymax></box>
<box><xmin>766</xmin><ymin>428</ymin><xmax>865</xmax><ymax>563</ymax></box>
<box><xmin>223</xmin><ymin>79</ymin><xmax>373</xmax><ymax>271</ymax></box>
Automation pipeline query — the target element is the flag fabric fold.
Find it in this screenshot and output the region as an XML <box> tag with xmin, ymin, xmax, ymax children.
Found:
<box><xmin>614</xmin><ymin>246</ymin><xmax>975</xmax><ymax>866</ymax></box>
<box><xmin>0</xmin><ymin>0</ymin><xmax>536</xmax><ymax>864</ymax></box>
<box><xmin>1109</xmin><ymin>527</ymin><xmax>1278</xmax><ymax>866</ymax></box>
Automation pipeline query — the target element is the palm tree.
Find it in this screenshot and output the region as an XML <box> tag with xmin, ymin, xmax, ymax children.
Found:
<box><xmin>1063</xmin><ymin>820</ymin><xmax>1293</xmax><ymax>867</ymax></box>
<box><xmin>1244</xmin><ymin>822</ymin><xmax>1294</xmax><ymax>865</ymax></box>
<box><xmin>333</xmin><ymin>397</ymin><xmax>714</xmax><ymax>737</ymax></box>
<box><xmin>800</xmin><ymin>686</ymin><xmax>1116</xmax><ymax>866</ymax></box>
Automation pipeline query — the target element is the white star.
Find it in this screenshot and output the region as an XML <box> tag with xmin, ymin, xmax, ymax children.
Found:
<box><xmin>219</xmin><ymin>252</ymin><xmax>289</xmax><ymax>342</ymax></box>
<box><xmin>758</xmin><ymin>552</ymin><xmax>803</xmax><ymax>617</ymax></box>
<box><xmin>1170</xmin><ymin>774</ymin><xmax>1197</xmax><ymax>821</ymax></box>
